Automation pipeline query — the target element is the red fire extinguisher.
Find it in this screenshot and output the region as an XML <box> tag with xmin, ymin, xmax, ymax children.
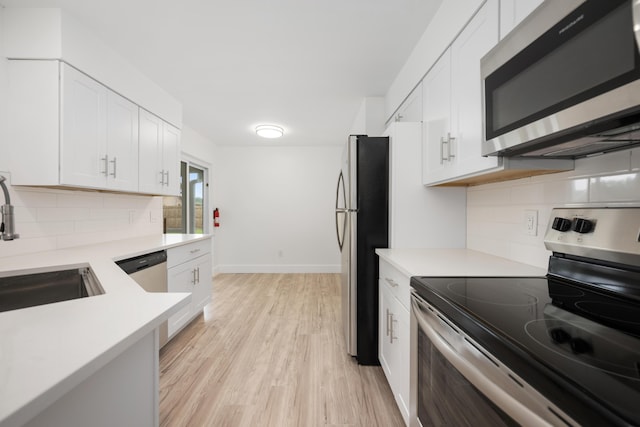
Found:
<box><xmin>213</xmin><ymin>208</ymin><xmax>220</xmax><ymax>227</ymax></box>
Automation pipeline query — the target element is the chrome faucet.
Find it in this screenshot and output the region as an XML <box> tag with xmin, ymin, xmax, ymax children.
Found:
<box><xmin>0</xmin><ymin>175</ymin><xmax>18</xmax><ymax>240</ymax></box>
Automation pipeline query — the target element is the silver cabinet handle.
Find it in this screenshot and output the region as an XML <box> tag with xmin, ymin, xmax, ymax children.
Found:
<box><xmin>440</xmin><ymin>133</ymin><xmax>456</xmax><ymax>163</ymax></box>
<box><xmin>385</xmin><ymin>277</ymin><xmax>399</xmax><ymax>288</ymax></box>
<box><xmin>101</xmin><ymin>155</ymin><xmax>109</xmax><ymax>176</ymax></box>
<box><xmin>196</xmin><ymin>267</ymin><xmax>200</xmax><ymax>283</ymax></box>
<box><xmin>389</xmin><ymin>312</ymin><xmax>397</xmax><ymax>344</ymax></box>
<box><xmin>190</xmin><ymin>248</ymin><xmax>201</xmax><ymax>254</ymax></box>
<box><xmin>440</xmin><ymin>136</ymin><xmax>447</xmax><ymax>164</ymax></box>
<box><xmin>386</xmin><ymin>308</ymin><xmax>391</xmax><ymax>337</ymax></box>
<box><xmin>164</xmin><ymin>170</ymin><xmax>170</xmax><ymax>187</ymax></box>
<box><xmin>191</xmin><ymin>268</ymin><xmax>196</xmax><ymax>284</ymax></box>
<box><xmin>159</xmin><ymin>170</ymin><xmax>165</xmax><ymax>185</ymax></box>
<box><xmin>109</xmin><ymin>157</ymin><xmax>117</xmax><ymax>178</ymax></box>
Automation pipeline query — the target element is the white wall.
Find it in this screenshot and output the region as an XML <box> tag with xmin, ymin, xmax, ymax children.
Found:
<box><xmin>215</xmin><ymin>145</ymin><xmax>342</xmax><ymax>273</ymax></box>
<box><xmin>467</xmin><ymin>148</ymin><xmax>640</xmax><ymax>268</ymax></box>
<box><xmin>349</xmin><ymin>97</ymin><xmax>385</xmax><ymax>136</ymax></box>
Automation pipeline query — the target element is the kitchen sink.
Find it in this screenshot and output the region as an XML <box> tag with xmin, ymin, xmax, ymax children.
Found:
<box><xmin>0</xmin><ymin>265</ymin><xmax>104</xmax><ymax>313</ymax></box>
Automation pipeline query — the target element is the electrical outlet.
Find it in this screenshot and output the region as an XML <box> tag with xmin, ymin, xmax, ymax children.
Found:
<box><xmin>525</xmin><ymin>210</ymin><xmax>538</xmax><ymax>236</ymax></box>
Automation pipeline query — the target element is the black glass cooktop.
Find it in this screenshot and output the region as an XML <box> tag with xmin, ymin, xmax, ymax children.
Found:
<box><xmin>411</xmin><ymin>275</ymin><xmax>640</xmax><ymax>426</ymax></box>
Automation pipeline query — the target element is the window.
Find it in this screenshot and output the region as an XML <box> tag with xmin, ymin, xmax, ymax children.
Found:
<box><xmin>163</xmin><ymin>159</ymin><xmax>208</xmax><ymax>234</ymax></box>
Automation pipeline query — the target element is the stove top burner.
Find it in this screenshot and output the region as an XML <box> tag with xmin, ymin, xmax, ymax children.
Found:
<box><xmin>446</xmin><ymin>279</ymin><xmax>539</xmax><ymax>306</ymax></box>
<box><xmin>524</xmin><ymin>310</ymin><xmax>640</xmax><ymax>380</ymax></box>
<box><xmin>548</xmin><ymin>279</ymin><xmax>640</xmax><ymax>337</ymax></box>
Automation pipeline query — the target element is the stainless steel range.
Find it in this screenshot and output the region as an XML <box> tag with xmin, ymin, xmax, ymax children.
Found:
<box><xmin>410</xmin><ymin>207</ymin><xmax>640</xmax><ymax>426</ymax></box>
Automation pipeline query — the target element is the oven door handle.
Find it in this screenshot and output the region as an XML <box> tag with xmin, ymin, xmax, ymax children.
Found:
<box><xmin>411</xmin><ymin>295</ymin><xmax>556</xmax><ymax>427</ymax></box>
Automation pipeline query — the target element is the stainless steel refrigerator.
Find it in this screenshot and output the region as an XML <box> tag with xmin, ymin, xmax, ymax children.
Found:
<box><xmin>335</xmin><ymin>134</ymin><xmax>389</xmax><ymax>365</ymax></box>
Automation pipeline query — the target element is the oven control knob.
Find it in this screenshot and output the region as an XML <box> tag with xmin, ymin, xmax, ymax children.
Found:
<box><xmin>551</xmin><ymin>217</ymin><xmax>572</xmax><ymax>232</ymax></box>
<box><xmin>572</xmin><ymin>218</ymin><xmax>594</xmax><ymax>234</ymax></box>
<box><xmin>570</xmin><ymin>338</ymin><xmax>591</xmax><ymax>354</ymax></box>
<box><xmin>550</xmin><ymin>328</ymin><xmax>571</xmax><ymax>344</ymax></box>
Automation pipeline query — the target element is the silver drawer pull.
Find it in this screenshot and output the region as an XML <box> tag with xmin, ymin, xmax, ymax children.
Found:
<box><xmin>190</xmin><ymin>248</ymin><xmax>201</xmax><ymax>254</ymax></box>
<box><xmin>385</xmin><ymin>277</ymin><xmax>399</xmax><ymax>288</ymax></box>
<box><xmin>386</xmin><ymin>308</ymin><xmax>391</xmax><ymax>336</ymax></box>
<box><xmin>389</xmin><ymin>312</ymin><xmax>397</xmax><ymax>344</ymax></box>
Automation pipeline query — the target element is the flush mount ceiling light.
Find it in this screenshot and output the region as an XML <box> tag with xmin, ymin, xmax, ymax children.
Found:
<box><xmin>255</xmin><ymin>124</ymin><xmax>284</xmax><ymax>139</ymax></box>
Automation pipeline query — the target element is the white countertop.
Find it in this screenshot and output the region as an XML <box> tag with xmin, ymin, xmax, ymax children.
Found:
<box><xmin>375</xmin><ymin>248</ymin><xmax>547</xmax><ymax>278</ymax></box>
<box><xmin>0</xmin><ymin>234</ymin><xmax>211</xmax><ymax>427</ymax></box>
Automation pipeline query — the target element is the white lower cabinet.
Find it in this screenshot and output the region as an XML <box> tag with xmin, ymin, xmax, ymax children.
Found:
<box><xmin>167</xmin><ymin>239</ymin><xmax>212</xmax><ymax>338</ymax></box>
<box><xmin>379</xmin><ymin>259</ymin><xmax>410</xmax><ymax>425</ymax></box>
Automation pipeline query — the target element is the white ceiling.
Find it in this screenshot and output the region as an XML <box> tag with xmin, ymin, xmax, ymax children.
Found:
<box><xmin>1</xmin><ymin>0</ymin><xmax>442</xmax><ymax>146</ymax></box>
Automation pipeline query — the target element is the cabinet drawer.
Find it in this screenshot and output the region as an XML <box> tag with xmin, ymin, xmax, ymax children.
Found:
<box><xmin>379</xmin><ymin>260</ymin><xmax>411</xmax><ymax>310</ymax></box>
<box><xmin>167</xmin><ymin>239</ymin><xmax>211</xmax><ymax>268</ymax></box>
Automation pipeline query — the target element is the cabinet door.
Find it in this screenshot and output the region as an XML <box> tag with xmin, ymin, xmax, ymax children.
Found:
<box><xmin>499</xmin><ymin>0</ymin><xmax>543</xmax><ymax>39</ymax></box>
<box><xmin>379</xmin><ymin>281</ymin><xmax>396</xmax><ymax>390</ymax></box>
<box><xmin>167</xmin><ymin>259</ymin><xmax>198</xmax><ymax>337</ymax></box>
<box><xmin>450</xmin><ymin>0</ymin><xmax>499</xmax><ymax>178</ymax></box>
<box><xmin>106</xmin><ymin>91</ymin><xmax>139</xmax><ymax>192</ymax></box>
<box><xmin>138</xmin><ymin>109</ymin><xmax>164</xmax><ymax>194</ymax></box>
<box><xmin>395</xmin><ymin>305</ymin><xmax>410</xmax><ymax>424</ymax></box>
<box><xmin>191</xmin><ymin>254</ymin><xmax>212</xmax><ymax>313</ymax></box>
<box><xmin>379</xmin><ymin>280</ymin><xmax>410</xmax><ymax>425</ymax></box>
<box><xmin>60</xmin><ymin>64</ymin><xmax>108</xmax><ymax>188</ymax></box>
<box><xmin>422</xmin><ymin>50</ymin><xmax>453</xmax><ymax>185</ymax></box>
<box><xmin>162</xmin><ymin>122</ymin><xmax>181</xmax><ymax>196</ymax></box>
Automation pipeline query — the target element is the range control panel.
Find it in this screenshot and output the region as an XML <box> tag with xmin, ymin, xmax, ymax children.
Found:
<box><xmin>544</xmin><ymin>207</ymin><xmax>640</xmax><ymax>266</ymax></box>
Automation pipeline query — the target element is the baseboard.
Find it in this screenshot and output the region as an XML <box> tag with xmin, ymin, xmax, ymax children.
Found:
<box><xmin>216</xmin><ymin>264</ymin><xmax>341</xmax><ymax>274</ymax></box>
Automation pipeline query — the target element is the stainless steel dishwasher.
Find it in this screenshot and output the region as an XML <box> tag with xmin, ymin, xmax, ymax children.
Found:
<box><xmin>117</xmin><ymin>250</ymin><xmax>169</xmax><ymax>347</ymax></box>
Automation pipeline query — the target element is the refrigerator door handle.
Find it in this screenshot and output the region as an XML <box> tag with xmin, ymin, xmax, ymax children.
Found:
<box><xmin>335</xmin><ymin>172</ymin><xmax>348</xmax><ymax>251</ymax></box>
<box><xmin>335</xmin><ymin>211</ymin><xmax>344</xmax><ymax>251</ymax></box>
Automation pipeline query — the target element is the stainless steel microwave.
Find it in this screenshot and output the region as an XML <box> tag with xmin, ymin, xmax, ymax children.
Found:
<box><xmin>481</xmin><ymin>0</ymin><xmax>640</xmax><ymax>158</ymax></box>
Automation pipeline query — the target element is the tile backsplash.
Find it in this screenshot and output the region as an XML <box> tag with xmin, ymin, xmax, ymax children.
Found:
<box><xmin>0</xmin><ymin>173</ymin><xmax>162</xmax><ymax>259</ymax></box>
<box><xmin>467</xmin><ymin>147</ymin><xmax>640</xmax><ymax>269</ymax></box>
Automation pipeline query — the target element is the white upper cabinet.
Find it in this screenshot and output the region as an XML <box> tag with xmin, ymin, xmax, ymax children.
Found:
<box><xmin>499</xmin><ymin>0</ymin><xmax>544</xmax><ymax>39</ymax></box>
<box><xmin>60</xmin><ymin>65</ymin><xmax>108</xmax><ymax>188</ymax></box>
<box><xmin>423</xmin><ymin>0</ymin><xmax>499</xmax><ymax>185</ymax></box>
<box><xmin>8</xmin><ymin>60</ymin><xmax>140</xmax><ymax>192</ymax></box>
<box><xmin>162</xmin><ymin>122</ymin><xmax>181</xmax><ymax>196</ymax></box>
<box><xmin>139</xmin><ymin>109</ymin><xmax>181</xmax><ymax>196</ymax></box>
<box><xmin>422</xmin><ymin>50</ymin><xmax>453</xmax><ymax>183</ymax></box>
<box><xmin>105</xmin><ymin>91</ymin><xmax>140</xmax><ymax>192</ymax></box>
<box><xmin>60</xmin><ymin>65</ymin><xmax>138</xmax><ymax>191</ymax></box>
<box><xmin>449</xmin><ymin>0</ymin><xmax>500</xmax><ymax>178</ymax></box>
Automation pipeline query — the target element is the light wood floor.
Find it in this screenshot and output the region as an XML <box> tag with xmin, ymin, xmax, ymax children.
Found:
<box><xmin>159</xmin><ymin>273</ymin><xmax>404</xmax><ymax>427</ymax></box>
